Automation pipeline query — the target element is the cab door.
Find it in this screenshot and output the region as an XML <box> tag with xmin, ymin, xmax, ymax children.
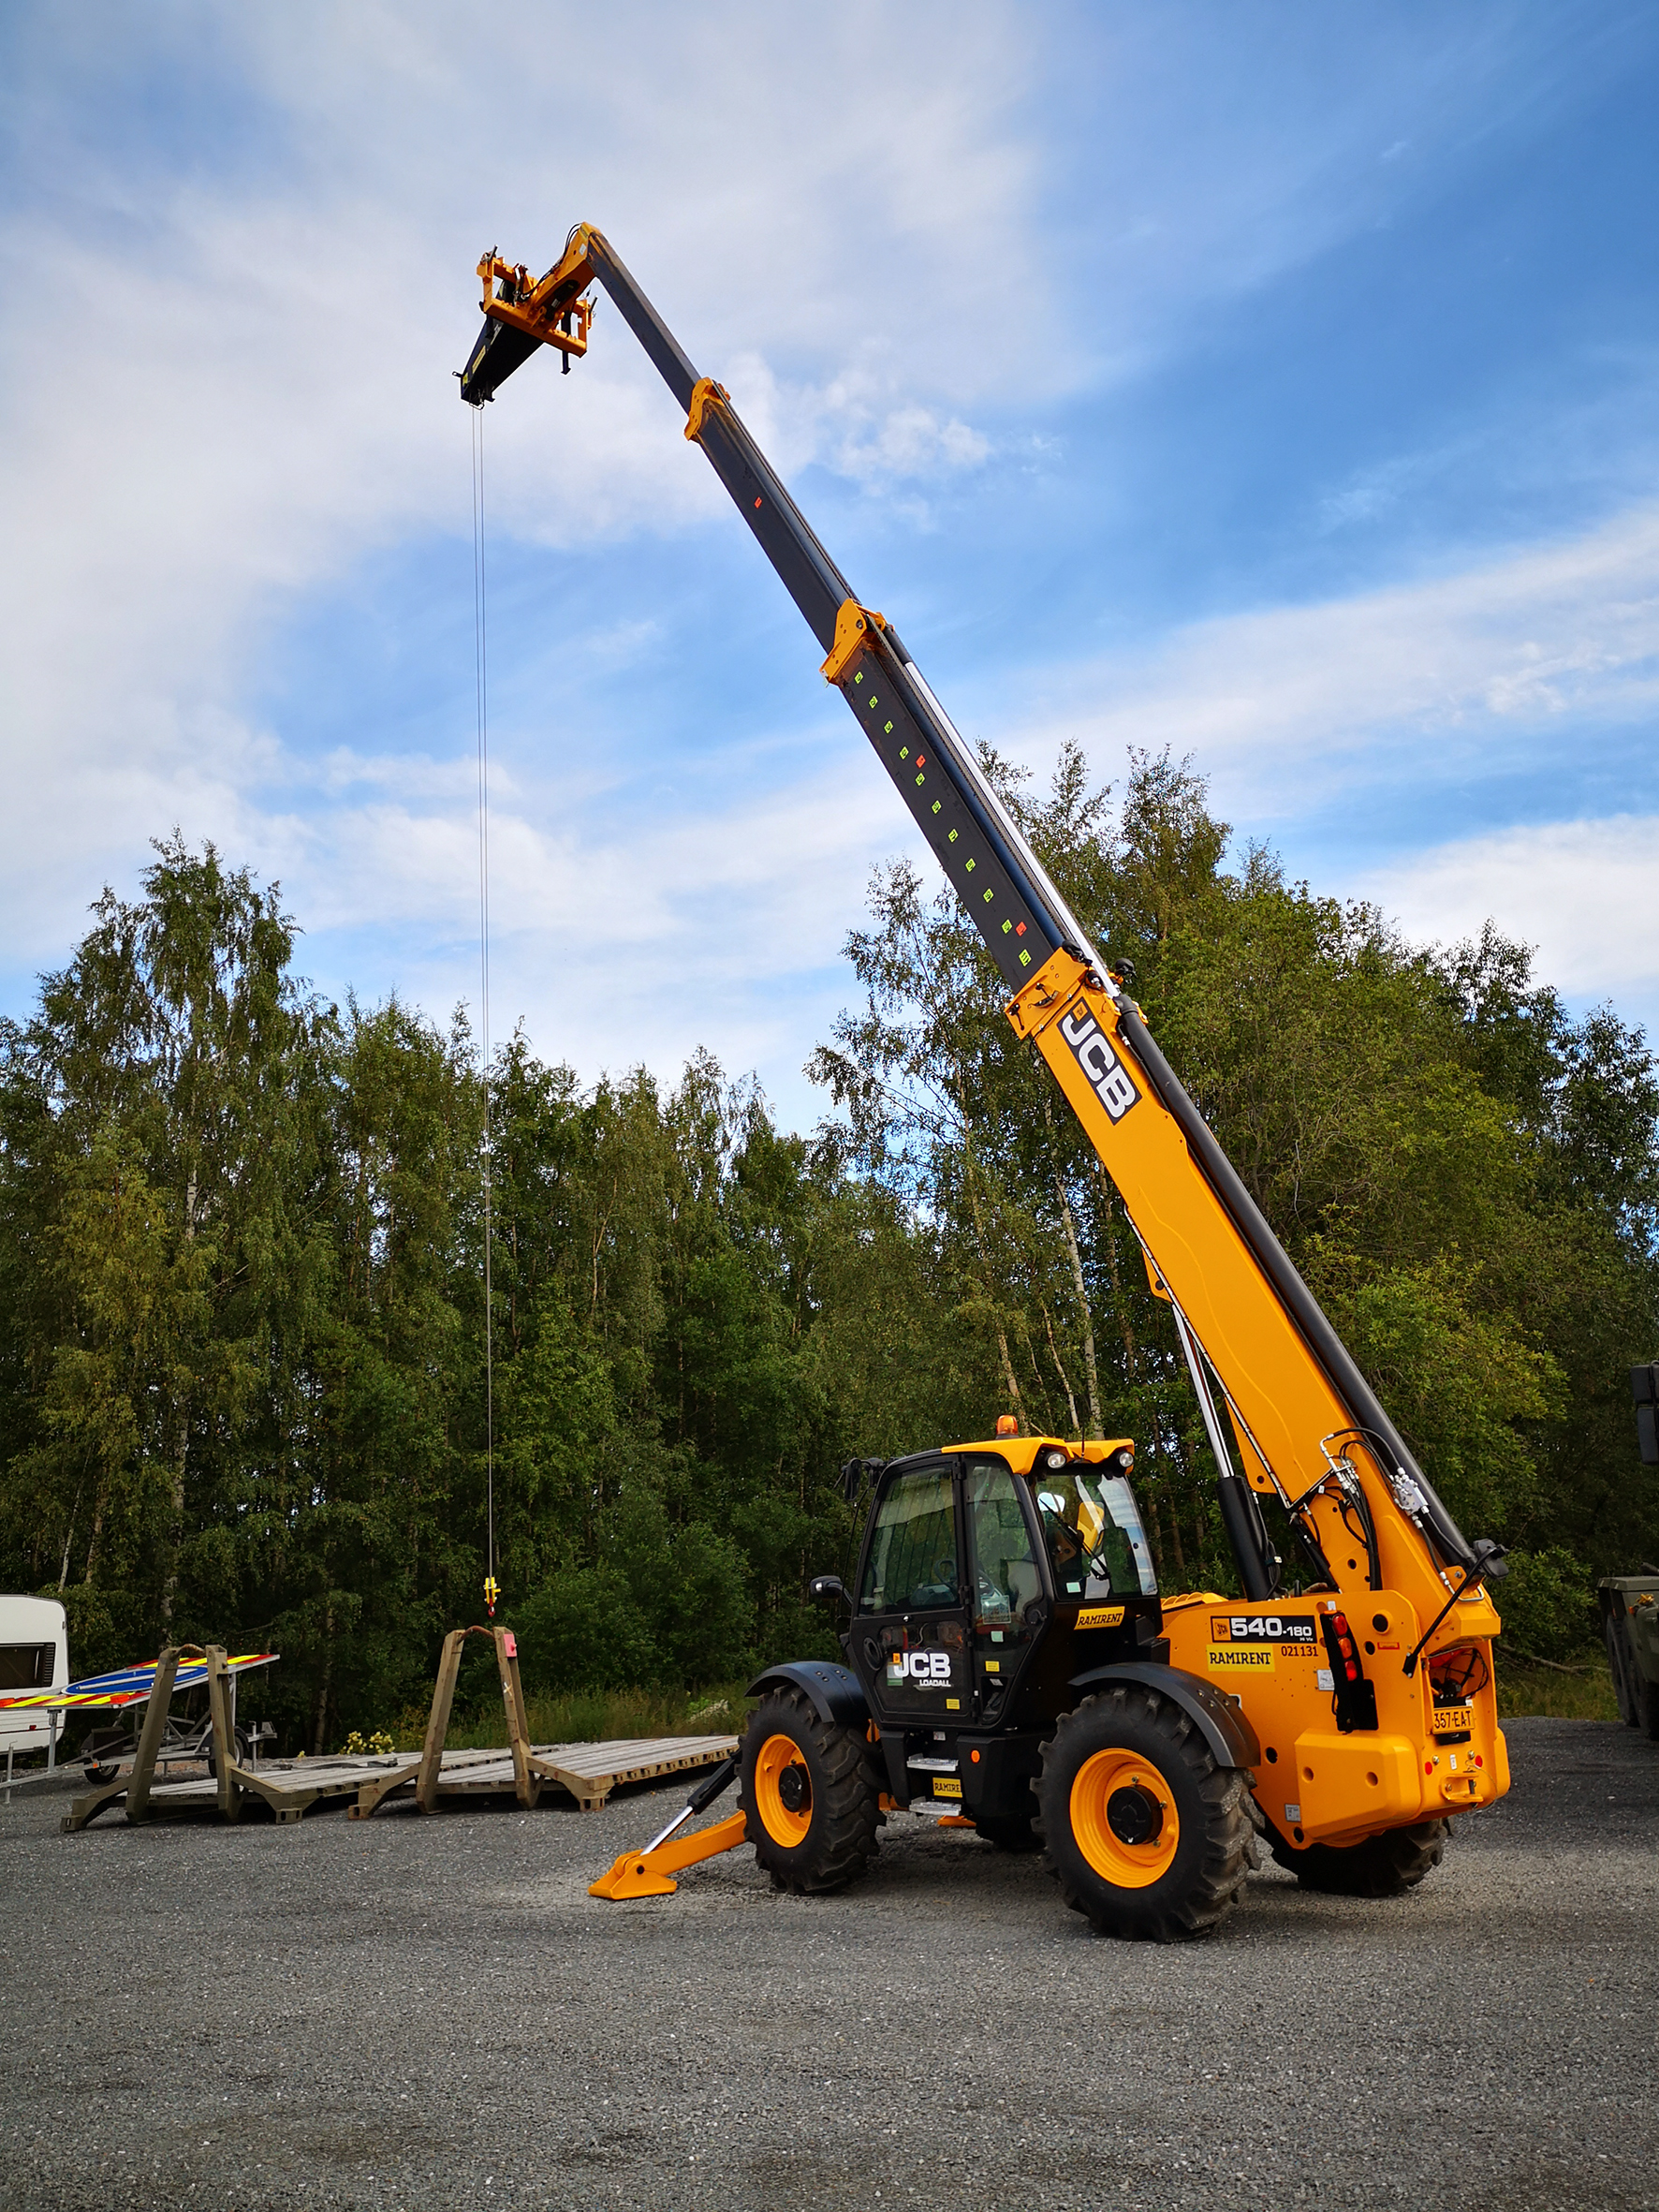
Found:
<box><xmin>852</xmin><ymin>1457</ymin><xmax>974</xmax><ymax>1727</ymax></box>
<box><xmin>960</xmin><ymin>1453</ymin><xmax>1050</xmax><ymax>1724</ymax></box>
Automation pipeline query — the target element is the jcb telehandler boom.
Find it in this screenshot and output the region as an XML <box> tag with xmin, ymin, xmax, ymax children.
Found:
<box><xmin>461</xmin><ymin>229</ymin><xmax>1511</xmax><ymax>1938</ymax></box>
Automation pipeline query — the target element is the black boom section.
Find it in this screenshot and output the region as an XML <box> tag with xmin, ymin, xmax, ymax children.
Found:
<box><xmin>690</xmin><ymin>402</ymin><xmax>856</xmax><ymax>650</ymax></box>
<box><xmin>585</xmin><ymin>232</ymin><xmax>700</xmax><ymax>412</ymax></box>
<box><xmin>838</xmin><ymin>641</ymin><xmax>1064</xmax><ymax>991</ymax></box>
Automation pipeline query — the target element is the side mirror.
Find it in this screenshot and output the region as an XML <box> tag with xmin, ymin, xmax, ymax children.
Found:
<box><xmin>809</xmin><ymin>1575</ymin><xmax>845</xmax><ymax>1606</ymax></box>
<box><xmin>1471</xmin><ymin>1537</ymin><xmax>1508</xmax><ymax>1584</ymax></box>
<box><xmin>842</xmin><ymin>1456</ymin><xmax>884</xmax><ymax>1503</ymax></box>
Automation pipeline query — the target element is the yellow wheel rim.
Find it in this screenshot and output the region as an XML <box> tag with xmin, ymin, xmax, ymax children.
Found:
<box><xmin>754</xmin><ymin>1733</ymin><xmax>813</xmax><ymax>1847</ymax></box>
<box><xmin>1069</xmin><ymin>1747</ymin><xmax>1179</xmax><ymax>1889</ymax></box>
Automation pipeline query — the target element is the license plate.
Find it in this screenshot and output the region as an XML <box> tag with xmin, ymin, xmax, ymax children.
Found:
<box><xmin>933</xmin><ymin>1777</ymin><xmax>962</xmax><ymax>1800</ymax></box>
<box><xmin>1433</xmin><ymin>1704</ymin><xmax>1474</xmax><ymax>1734</ymax></box>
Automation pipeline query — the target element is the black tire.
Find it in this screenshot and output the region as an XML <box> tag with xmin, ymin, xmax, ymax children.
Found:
<box><xmin>1641</xmin><ymin>1672</ymin><xmax>1659</xmax><ymax>1743</ymax></box>
<box><xmin>1270</xmin><ymin>1818</ymin><xmax>1447</xmax><ymax>1897</ymax></box>
<box><xmin>205</xmin><ymin>1727</ymin><xmax>251</xmax><ymax>1780</ymax></box>
<box><xmin>975</xmin><ymin>1812</ymin><xmax>1042</xmax><ymax>1853</ymax></box>
<box><xmin>739</xmin><ymin>1688</ymin><xmax>879</xmax><ymax>1895</ymax></box>
<box><xmin>1605</xmin><ymin>1614</ymin><xmax>1639</xmax><ymax>1726</ymax></box>
<box><xmin>1035</xmin><ymin>1686</ymin><xmax>1253</xmax><ymax>1941</ymax></box>
<box><xmin>83</xmin><ymin>1762</ymin><xmax>118</xmax><ymax>1786</ymax></box>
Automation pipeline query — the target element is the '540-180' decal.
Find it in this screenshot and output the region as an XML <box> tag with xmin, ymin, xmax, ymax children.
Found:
<box><xmin>1059</xmin><ymin>1006</ymin><xmax>1139</xmax><ymax>1123</ymax></box>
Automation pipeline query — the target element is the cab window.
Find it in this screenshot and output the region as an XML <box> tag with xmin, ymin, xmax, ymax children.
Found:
<box><xmin>962</xmin><ymin>1458</ymin><xmax>1044</xmax><ymax>1628</ymax></box>
<box><xmin>857</xmin><ymin>1466</ymin><xmax>959</xmax><ymax>1615</ymax></box>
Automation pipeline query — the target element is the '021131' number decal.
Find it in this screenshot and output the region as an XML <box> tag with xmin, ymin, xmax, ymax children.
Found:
<box><xmin>1058</xmin><ymin>1007</ymin><xmax>1138</xmax><ymax>1123</ymax></box>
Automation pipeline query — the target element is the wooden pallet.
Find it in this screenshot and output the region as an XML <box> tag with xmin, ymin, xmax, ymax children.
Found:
<box><xmin>418</xmin><ymin>1734</ymin><xmax>740</xmax><ymax>1811</ymax></box>
<box><xmin>60</xmin><ymin>1630</ymin><xmax>740</xmax><ymax>1832</ymax></box>
<box><xmin>64</xmin><ymin>1733</ymin><xmax>738</xmax><ymax>1829</ymax></box>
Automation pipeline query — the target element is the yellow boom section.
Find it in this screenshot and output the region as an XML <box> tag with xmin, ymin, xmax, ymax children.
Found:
<box><xmin>1010</xmin><ymin>950</ymin><xmax>1502</xmax><ymax>1656</ymax></box>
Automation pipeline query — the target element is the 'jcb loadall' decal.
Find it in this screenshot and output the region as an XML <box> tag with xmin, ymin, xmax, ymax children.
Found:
<box><xmin>886</xmin><ymin>1649</ymin><xmax>954</xmax><ymax>1688</ymax></box>
<box><xmin>1058</xmin><ymin>1007</ymin><xmax>1138</xmax><ymax>1123</ymax></box>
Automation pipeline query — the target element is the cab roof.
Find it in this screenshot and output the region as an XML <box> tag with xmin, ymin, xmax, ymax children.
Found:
<box><xmin>941</xmin><ymin>1435</ymin><xmax>1134</xmax><ymax>1476</ymax></box>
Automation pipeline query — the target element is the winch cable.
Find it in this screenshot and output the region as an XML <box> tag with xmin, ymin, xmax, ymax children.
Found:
<box><xmin>471</xmin><ymin>401</ymin><xmax>498</xmax><ymax>1617</ymax></box>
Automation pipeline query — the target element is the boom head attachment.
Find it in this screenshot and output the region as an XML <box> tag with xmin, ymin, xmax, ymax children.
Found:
<box><xmin>459</xmin><ymin>232</ymin><xmax>597</xmax><ymax>406</ymax></box>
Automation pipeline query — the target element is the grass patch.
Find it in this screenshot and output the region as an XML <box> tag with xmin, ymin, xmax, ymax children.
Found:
<box><xmin>1496</xmin><ymin>1651</ymin><xmax>1620</xmax><ymax>1722</ymax></box>
<box><xmin>388</xmin><ymin>1680</ymin><xmax>751</xmax><ymax>1754</ymax></box>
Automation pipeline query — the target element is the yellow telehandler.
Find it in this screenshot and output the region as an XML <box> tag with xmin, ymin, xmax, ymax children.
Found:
<box><xmin>461</xmin><ymin>230</ymin><xmax>1510</xmax><ymax>1939</ymax></box>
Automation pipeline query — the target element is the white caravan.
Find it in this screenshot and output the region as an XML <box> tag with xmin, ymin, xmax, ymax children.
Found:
<box><xmin>0</xmin><ymin>1594</ymin><xmax>68</xmax><ymax>1761</ymax></box>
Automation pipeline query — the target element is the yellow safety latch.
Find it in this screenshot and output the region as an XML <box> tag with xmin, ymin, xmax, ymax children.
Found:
<box><xmin>820</xmin><ymin>597</ymin><xmax>888</xmax><ymax>686</ymax></box>
<box><xmin>684</xmin><ymin>377</ymin><xmax>729</xmax><ymax>443</ymax></box>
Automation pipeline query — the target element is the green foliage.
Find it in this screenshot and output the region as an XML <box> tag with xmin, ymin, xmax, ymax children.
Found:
<box><xmin>815</xmin><ymin>741</ymin><xmax>1659</xmax><ymax>1596</ymax></box>
<box><xmin>2</xmin><ymin>774</ymin><xmax>1654</xmax><ymax>1745</ymax></box>
<box><xmin>1495</xmin><ymin>1545</ymin><xmax>1599</xmax><ymax>1663</ymax></box>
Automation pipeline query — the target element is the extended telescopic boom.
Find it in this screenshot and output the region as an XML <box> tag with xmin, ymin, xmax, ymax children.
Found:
<box><xmin>460</xmin><ymin>229</ymin><xmax>1505</xmax><ymax>1649</ymax></box>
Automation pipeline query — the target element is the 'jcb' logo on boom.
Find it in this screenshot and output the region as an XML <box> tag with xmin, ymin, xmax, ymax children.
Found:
<box><xmin>1058</xmin><ymin>1008</ymin><xmax>1138</xmax><ymax>1124</ymax></box>
<box><xmin>887</xmin><ymin>1650</ymin><xmax>952</xmax><ymax>1686</ymax></box>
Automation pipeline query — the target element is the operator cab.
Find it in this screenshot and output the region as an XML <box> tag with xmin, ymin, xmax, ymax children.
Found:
<box><xmin>845</xmin><ymin>1435</ymin><xmax>1163</xmax><ymax>1820</ymax></box>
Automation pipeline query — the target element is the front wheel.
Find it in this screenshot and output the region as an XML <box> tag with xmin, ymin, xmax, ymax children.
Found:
<box><xmin>1036</xmin><ymin>1687</ymin><xmax>1253</xmax><ymax>1941</ymax></box>
<box><xmin>1271</xmin><ymin>1819</ymin><xmax>1447</xmax><ymax>1896</ymax></box>
<box><xmin>739</xmin><ymin>1688</ymin><xmax>879</xmax><ymax>1895</ymax></box>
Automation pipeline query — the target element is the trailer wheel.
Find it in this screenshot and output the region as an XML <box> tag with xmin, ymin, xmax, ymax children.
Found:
<box><xmin>1271</xmin><ymin>1819</ymin><xmax>1446</xmax><ymax>1896</ymax></box>
<box><xmin>1036</xmin><ymin>1687</ymin><xmax>1252</xmax><ymax>1941</ymax></box>
<box><xmin>739</xmin><ymin>1688</ymin><xmax>879</xmax><ymax>1895</ymax></box>
<box><xmin>1605</xmin><ymin>1612</ymin><xmax>1639</xmax><ymax>1726</ymax></box>
<box><xmin>205</xmin><ymin>1726</ymin><xmax>251</xmax><ymax>1780</ymax></box>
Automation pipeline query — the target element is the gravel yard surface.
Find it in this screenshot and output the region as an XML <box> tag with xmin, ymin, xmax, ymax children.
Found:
<box><xmin>1</xmin><ymin>1716</ymin><xmax>1653</xmax><ymax>2212</ymax></box>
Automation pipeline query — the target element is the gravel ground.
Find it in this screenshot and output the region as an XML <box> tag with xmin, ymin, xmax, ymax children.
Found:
<box><xmin>0</xmin><ymin>1716</ymin><xmax>1653</xmax><ymax>2212</ymax></box>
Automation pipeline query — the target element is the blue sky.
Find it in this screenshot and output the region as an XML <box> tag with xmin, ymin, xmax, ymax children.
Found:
<box><xmin>3</xmin><ymin>3</ymin><xmax>1656</xmax><ymax>1128</ymax></box>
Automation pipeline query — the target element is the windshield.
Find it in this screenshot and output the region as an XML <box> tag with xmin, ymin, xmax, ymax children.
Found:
<box><xmin>1032</xmin><ymin>1463</ymin><xmax>1158</xmax><ymax>1600</ymax></box>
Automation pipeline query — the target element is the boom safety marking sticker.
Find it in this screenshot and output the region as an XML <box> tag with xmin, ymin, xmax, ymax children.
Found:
<box><xmin>1058</xmin><ymin>1006</ymin><xmax>1139</xmax><ymax>1123</ymax></box>
<box><xmin>840</xmin><ymin>661</ymin><xmax>1047</xmax><ymax>988</ymax></box>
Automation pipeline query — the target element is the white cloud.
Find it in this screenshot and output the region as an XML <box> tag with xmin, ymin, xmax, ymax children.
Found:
<box><xmin>0</xmin><ymin>2</ymin><xmax>1041</xmax><ymax>973</ymax></box>
<box><xmin>1362</xmin><ymin>816</ymin><xmax>1659</xmax><ymax>1003</ymax></box>
<box><xmin>4</xmin><ymin>0</ymin><xmax>1652</xmax><ymax>1122</ymax></box>
<box><xmin>1001</xmin><ymin>503</ymin><xmax>1659</xmax><ymax>818</ymax></box>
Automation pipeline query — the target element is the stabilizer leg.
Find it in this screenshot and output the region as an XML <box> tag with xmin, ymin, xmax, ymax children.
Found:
<box><xmin>589</xmin><ymin>1754</ymin><xmax>745</xmax><ymax>1900</ymax></box>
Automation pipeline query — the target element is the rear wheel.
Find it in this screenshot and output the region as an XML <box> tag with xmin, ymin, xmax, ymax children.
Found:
<box><xmin>1271</xmin><ymin>1819</ymin><xmax>1446</xmax><ymax>1896</ymax></box>
<box><xmin>739</xmin><ymin>1688</ymin><xmax>879</xmax><ymax>1895</ymax></box>
<box><xmin>1036</xmin><ymin>1687</ymin><xmax>1252</xmax><ymax>1941</ymax></box>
